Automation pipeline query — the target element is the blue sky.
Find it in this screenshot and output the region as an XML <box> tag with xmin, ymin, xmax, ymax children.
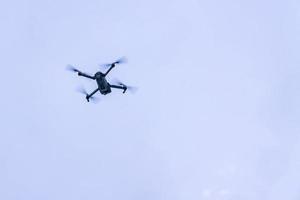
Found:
<box><xmin>0</xmin><ymin>0</ymin><xmax>299</xmax><ymax>199</ymax></box>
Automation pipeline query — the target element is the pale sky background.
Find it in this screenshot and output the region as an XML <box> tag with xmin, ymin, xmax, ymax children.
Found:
<box><xmin>0</xmin><ymin>0</ymin><xmax>300</xmax><ymax>199</ymax></box>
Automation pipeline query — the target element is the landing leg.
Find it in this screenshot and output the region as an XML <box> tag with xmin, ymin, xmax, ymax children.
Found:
<box><xmin>110</xmin><ymin>84</ymin><xmax>127</xmax><ymax>93</ymax></box>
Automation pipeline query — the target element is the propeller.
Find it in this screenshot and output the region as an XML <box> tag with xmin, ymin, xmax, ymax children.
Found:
<box><xmin>100</xmin><ymin>57</ymin><xmax>127</xmax><ymax>68</ymax></box>
<box><xmin>76</xmin><ymin>87</ymin><xmax>100</xmax><ymax>103</ymax></box>
<box><xmin>67</xmin><ymin>65</ymin><xmax>94</xmax><ymax>78</ymax></box>
<box><xmin>112</xmin><ymin>78</ymin><xmax>138</xmax><ymax>94</ymax></box>
<box><xmin>66</xmin><ymin>64</ymin><xmax>80</xmax><ymax>73</ymax></box>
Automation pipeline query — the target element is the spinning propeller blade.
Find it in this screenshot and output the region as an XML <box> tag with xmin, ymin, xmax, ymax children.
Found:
<box><xmin>76</xmin><ymin>87</ymin><xmax>100</xmax><ymax>103</ymax></box>
<box><xmin>100</xmin><ymin>57</ymin><xmax>127</xmax><ymax>68</ymax></box>
<box><xmin>112</xmin><ymin>78</ymin><xmax>138</xmax><ymax>94</ymax></box>
<box><xmin>67</xmin><ymin>65</ymin><xmax>94</xmax><ymax>79</ymax></box>
<box><xmin>113</xmin><ymin>56</ymin><xmax>127</xmax><ymax>65</ymax></box>
<box><xmin>77</xmin><ymin>87</ymin><xmax>88</xmax><ymax>95</ymax></box>
<box><xmin>66</xmin><ymin>64</ymin><xmax>79</xmax><ymax>73</ymax></box>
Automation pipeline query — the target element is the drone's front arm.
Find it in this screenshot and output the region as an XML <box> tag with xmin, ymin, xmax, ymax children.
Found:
<box><xmin>78</xmin><ymin>71</ymin><xmax>95</xmax><ymax>80</ymax></box>
<box><xmin>104</xmin><ymin>64</ymin><xmax>115</xmax><ymax>76</ymax></box>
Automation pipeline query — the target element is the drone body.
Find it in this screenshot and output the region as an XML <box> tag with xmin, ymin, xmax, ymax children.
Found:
<box><xmin>68</xmin><ymin>58</ymin><xmax>132</xmax><ymax>102</ymax></box>
<box><xmin>95</xmin><ymin>72</ymin><xmax>112</xmax><ymax>95</ymax></box>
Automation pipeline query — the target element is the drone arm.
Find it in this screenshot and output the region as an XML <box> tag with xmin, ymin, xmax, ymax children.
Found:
<box><xmin>110</xmin><ymin>84</ymin><xmax>127</xmax><ymax>93</ymax></box>
<box><xmin>86</xmin><ymin>88</ymin><xmax>99</xmax><ymax>102</ymax></box>
<box><xmin>104</xmin><ymin>64</ymin><xmax>115</xmax><ymax>76</ymax></box>
<box><xmin>78</xmin><ymin>72</ymin><xmax>95</xmax><ymax>80</ymax></box>
<box><xmin>87</xmin><ymin>88</ymin><xmax>99</xmax><ymax>98</ymax></box>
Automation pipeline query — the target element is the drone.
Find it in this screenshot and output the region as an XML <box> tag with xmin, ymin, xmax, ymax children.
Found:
<box><xmin>67</xmin><ymin>57</ymin><xmax>135</xmax><ymax>102</ymax></box>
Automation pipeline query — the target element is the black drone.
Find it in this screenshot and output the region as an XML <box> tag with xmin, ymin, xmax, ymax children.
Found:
<box><xmin>67</xmin><ymin>57</ymin><xmax>135</xmax><ymax>102</ymax></box>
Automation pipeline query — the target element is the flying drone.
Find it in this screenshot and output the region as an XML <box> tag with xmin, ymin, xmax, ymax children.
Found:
<box><xmin>67</xmin><ymin>57</ymin><xmax>135</xmax><ymax>102</ymax></box>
